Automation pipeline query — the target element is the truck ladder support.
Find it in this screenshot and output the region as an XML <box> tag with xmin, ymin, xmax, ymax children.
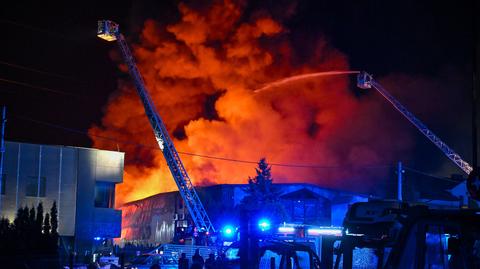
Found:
<box><xmin>98</xmin><ymin>20</ymin><xmax>214</xmax><ymax>232</ymax></box>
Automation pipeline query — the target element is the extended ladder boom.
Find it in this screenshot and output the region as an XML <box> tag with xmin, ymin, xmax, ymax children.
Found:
<box><xmin>97</xmin><ymin>20</ymin><xmax>215</xmax><ymax>232</ymax></box>
<box><xmin>357</xmin><ymin>71</ymin><xmax>473</xmax><ymax>175</ymax></box>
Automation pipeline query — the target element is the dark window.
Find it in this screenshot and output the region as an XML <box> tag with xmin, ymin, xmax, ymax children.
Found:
<box><xmin>1</xmin><ymin>174</ymin><xmax>5</xmax><ymax>195</ymax></box>
<box><xmin>26</xmin><ymin>176</ymin><xmax>46</xmax><ymax>197</ymax></box>
<box><xmin>95</xmin><ymin>182</ymin><xmax>115</xmax><ymax>208</ymax></box>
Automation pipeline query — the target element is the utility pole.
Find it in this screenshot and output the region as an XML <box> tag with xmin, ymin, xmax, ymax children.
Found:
<box><xmin>0</xmin><ymin>106</ymin><xmax>6</xmax><ymax>216</ymax></box>
<box><xmin>467</xmin><ymin>0</ymin><xmax>479</xmax><ymax>206</ymax></box>
<box><xmin>397</xmin><ymin>161</ymin><xmax>403</xmax><ymax>201</ymax></box>
<box><xmin>472</xmin><ymin>0</ymin><xmax>479</xmax><ymax>169</ymax></box>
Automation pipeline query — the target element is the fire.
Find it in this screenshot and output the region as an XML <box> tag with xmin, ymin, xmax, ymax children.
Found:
<box><xmin>89</xmin><ymin>0</ymin><xmax>413</xmax><ymax>205</ymax></box>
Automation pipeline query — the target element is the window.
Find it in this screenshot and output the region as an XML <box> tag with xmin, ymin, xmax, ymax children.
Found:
<box><xmin>95</xmin><ymin>182</ymin><xmax>115</xmax><ymax>208</ymax></box>
<box><xmin>26</xmin><ymin>176</ymin><xmax>46</xmax><ymax>197</ymax></box>
<box><xmin>1</xmin><ymin>174</ymin><xmax>5</xmax><ymax>195</ymax></box>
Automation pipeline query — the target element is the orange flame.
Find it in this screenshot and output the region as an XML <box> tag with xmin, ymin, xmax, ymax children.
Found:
<box><xmin>89</xmin><ymin>0</ymin><xmax>413</xmax><ymax>205</ymax></box>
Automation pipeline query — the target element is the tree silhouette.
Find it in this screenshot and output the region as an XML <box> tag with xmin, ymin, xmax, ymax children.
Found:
<box><xmin>36</xmin><ymin>202</ymin><xmax>44</xmax><ymax>234</ymax></box>
<box><xmin>43</xmin><ymin>213</ymin><xmax>51</xmax><ymax>235</ymax></box>
<box><xmin>0</xmin><ymin>217</ymin><xmax>10</xmax><ymax>238</ymax></box>
<box><xmin>28</xmin><ymin>205</ymin><xmax>38</xmax><ymax>251</ymax></box>
<box><xmin>29</xmin><ymin>206</ymin><xmax>36</xmax><ymax>230</ymax></box>
<box><xmin>12</xmin><ymin>206</ymin><xmax>30</xmax><ymax>252</ymax></box>
<box><xmin>241</xmin><ymin>158</ymin><xmax>286</xmax><ymax>223</ymax></box>
<box><xmin>50</xmin><ymin>201</ymin><xmax>58</xmax><ymax>236</ymax></box>
<box><xmin>0</xmin><ymin>217</ymin><xmax>12</xmax><ymax>254</ymax></box>
<box><xmin>0</xmin><ymin>201</ymin><xmax>59</xmax><ymax>258</ymax></box>
<box><xmin>244</xmin><ymin>158</ymin><xmax>274</xmax><ymax>203</ymax></box>
<box><xmin>50</xmin><ymin>201</ymin><xmax>59</xmax><ymax>249</ymax></box>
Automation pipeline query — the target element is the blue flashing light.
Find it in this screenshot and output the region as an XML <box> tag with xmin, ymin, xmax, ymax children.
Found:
<box><xmin>94</xmin><ymin>237</ymin><xmax>102</xmax><ymax>241</ymax></box>
<box><xmin>224</xmin><ymin>227</ymin><xmax>233</xmax><ymax>235</ymax></box>
<box><xmin>222</xmin><ymin>225</ymin><xmax>235</xmax><ymax>238</ymax></box>
<box><xmin>258</xmin><ymin>218</ymin><xmax>271</xmax><ymax>231</ymax></box>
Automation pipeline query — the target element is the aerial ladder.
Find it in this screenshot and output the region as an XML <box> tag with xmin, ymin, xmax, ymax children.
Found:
<box><xmin>357</xmin><ymin>71</ymin><xmax>473</xmax><ymax>175</ymax></box>
<box><xmin>97</xmin><ymin>20</ymin><xmax>215</xmax><ymax>232</ymax></box>
<box><xmin>357</xmin><ymin>72</ymin><xmax>479</xmax><ymax>199</ymax></box>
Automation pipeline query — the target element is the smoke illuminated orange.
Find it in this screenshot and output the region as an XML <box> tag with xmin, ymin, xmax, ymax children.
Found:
<box><xmin>89</xmin><ymin>0</ymin><xmax>413</xmax><ymax>206</ymax></box>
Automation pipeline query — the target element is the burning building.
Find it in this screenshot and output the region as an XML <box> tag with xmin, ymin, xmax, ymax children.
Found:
<box><xmin>117</xmin><ymin>183</ymin><xmax>368</xmax><ymax>245</ymax></box>
<box><xmin>117</xmin><ymin>177</ymin><xmax>463</xmax><ymax>246</ymax></box>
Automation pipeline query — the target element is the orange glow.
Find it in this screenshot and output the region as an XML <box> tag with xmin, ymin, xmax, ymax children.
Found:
<box><xmin>89</xmin><ymin>0</ymin><xmax>413</xmax><ymax>206</ymax></box>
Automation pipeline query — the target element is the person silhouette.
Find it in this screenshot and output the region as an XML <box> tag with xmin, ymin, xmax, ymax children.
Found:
<box><xmin>179</xmin><ymin>253</ymin><xmax>189</xmax><ymax>269</ymax></box>
<box><xmin>205</xmin><ymin>253</ymin><xmax>215</xmax><ymax>269</ymax></box>
<box><xmin>192</xmin><ymin>249</ymin><xmax>204</xmax><ymax>268</ymax></box>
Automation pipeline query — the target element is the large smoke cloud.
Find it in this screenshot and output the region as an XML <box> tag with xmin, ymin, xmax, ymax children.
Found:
<box><xmin>90</xmin><ymin>0</ymin><xmax>417</xmax><ymax>204</ymax></box>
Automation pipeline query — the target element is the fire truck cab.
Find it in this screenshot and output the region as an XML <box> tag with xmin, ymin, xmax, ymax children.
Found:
<box><xmin>328</xmin><ymin>200</ymin><xmax>480</xmax><ymax>269</ymax></box>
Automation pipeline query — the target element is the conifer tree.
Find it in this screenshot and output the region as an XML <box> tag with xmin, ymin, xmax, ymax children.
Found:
<box><xmin>28</xmin><ymin>206</ymin><xmax>38</xmax><ymax>249</ymax></box>
<box><xmin>14</xmin><ymin>206</ymin><xmax>31</xmax><ymax>251</ymax></box>
<box><xmin>36</xmin><ymin>202</ymin><xmax>44</xmax><ymax>233</ymax></box>
<box><xmin>246</xmin><ymin>159</ymin><xmax>273</xmax><ymax>201</ymax></box>
<box><xmin>0</xmin><ymin>217</ymin><xmax>9</xmax><ymax>237</ymax></box>
<box><xmin>29</xmin><ymin>206</ymin><xmax>36</xmax><ymax>228</ymax></box>
<box><xmin>19</xmin><ymin>206</ymin><xmax>30</xmax><ymax>233</ymax></box>
<box><xmin>50</xmin><ymin>201</ymin><xmax>58</xmax><ymax>236</ymax></box>
<box><xmin>43</xmin><ymin>213</ymin><xmax>51</xmax><ymax>235</ymax></box>
<box><xmin>241</xmin><ymin>158</ymin><xmax>286</xmax><ymax>222</ymax></box>
<box><xmin>49</xmin><ymin>201</ymin><xmax>59</xmax><ymax>252</ymax></box>
<box><xmin>13</xmin><ymin>207</ymin><xmax>23</xmax><ymax>232</ymax></box>
<box><xmin>0</xmin><ymin>217</ymin><xmax>11</xmax><ymax>252</ymax></box>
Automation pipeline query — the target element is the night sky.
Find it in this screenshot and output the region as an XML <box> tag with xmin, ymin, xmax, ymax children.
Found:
<box><xmin>0</xmin><ymin>0</ymin><xmax>478</xmax><ymax>179</ymax></box>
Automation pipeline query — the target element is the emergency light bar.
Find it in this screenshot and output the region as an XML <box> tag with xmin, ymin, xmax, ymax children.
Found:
<box><xmin>307</xmin><ymin>227</ymin><xmax>342</xmax><ymax>236</ymax></box>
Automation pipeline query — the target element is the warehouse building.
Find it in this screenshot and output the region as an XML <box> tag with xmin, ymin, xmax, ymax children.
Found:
<box><xmin>117</xmin><ymin>173</ymin><xmax>466</xmax><ymax>246</ymax></box>
<box><xmin>118</xmin><ymin>183</ymin><xmax>368</xmax><ymax>245</ymax></box>
<box><xmin>0</xmin><ymin>141</ymin><xmax>124</xmax><ymax>255</ymax></box>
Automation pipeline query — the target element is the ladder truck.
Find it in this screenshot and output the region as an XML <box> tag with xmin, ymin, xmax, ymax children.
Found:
<box><xmin>336</xmin><ymin>74</ymin><xmax>480</xmax><ymax>268</ymax></box>
<box><xmin>357</xmin><ymin>71</ymin><xmax>479</xmax><ymax>200</ymax></box>
<box><xmin>97</xmin><ymin>20</ymin><xmax>215</xmax><ymax>233</ymax></box>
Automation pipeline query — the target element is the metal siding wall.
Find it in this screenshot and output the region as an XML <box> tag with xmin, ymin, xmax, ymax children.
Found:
<box><xmin>74</xmin><ymin>148</ymin><xmax>96</xmax><ymax>251</ymax></box>
<box><xmin>1</xmin><ymin>142</ymin><xmax>20</xmax><ymax>220</ymax></box>
<box><xmin>74</xmin><ymin>148</ymin><xmax>124</xmax><ymax>253</ymax></box>
<box><xmin>95</xmin><ymin>151</ymin><xmax>124</xmax><ymax>183</ymax></box>
<box><xmin>40</xmin><ymin>146</ymin><xmax>59</xmax><ymax>212</ymax></box>
<box><xmin>120</xmin><ymin>192</ymin><xmax>177</xmax><ymax>245</ymax></box>
<box><xmin>59</xmin><ymin>147</ymin><xmax>77</xmax><ymax>236</ymax></box>
<box><xmin>19</xmin><ymin>143</ymin><xmax>40</xmax><ymax>208</ymax></box>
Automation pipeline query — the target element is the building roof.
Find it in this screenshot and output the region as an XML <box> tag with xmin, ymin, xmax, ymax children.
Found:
<box><xmin>403</xmin><ymin>170</ymin><xmax>461</xmax><ymax>201</ymax></box>
<box><xmin>6</xmin><ymin>140</ymin><xmax>125</xmax><ymax>155</ymax></box>
<box><xmin>280</xmin><ymin>188</ymin><xmax>323</xmax><ymax>200</ymax></box>
<box><xmin>121</xmin><ymin>182</ymin><xmax>369</xmax><ymax>207</ymax></box>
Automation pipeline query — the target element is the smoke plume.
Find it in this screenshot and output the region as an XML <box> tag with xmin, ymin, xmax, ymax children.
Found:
<box><xmin>90</xmin><ymin>0</ymin><xmax>416</xmax><ymax>205</ymax></box>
